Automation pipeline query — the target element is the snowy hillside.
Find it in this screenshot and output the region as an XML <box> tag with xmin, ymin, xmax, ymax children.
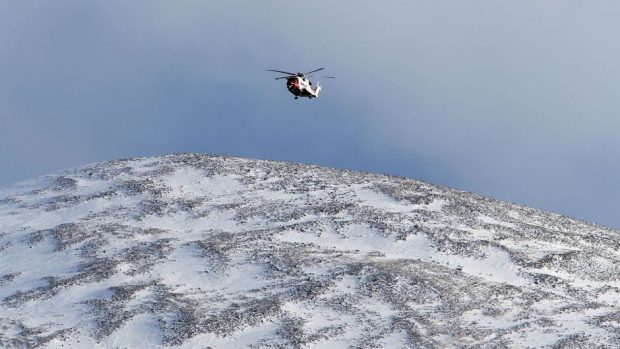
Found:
<box><xmin>1</xmin><ymin>154</ymin><xmax>619</xmax><ymax>348</ymax></box>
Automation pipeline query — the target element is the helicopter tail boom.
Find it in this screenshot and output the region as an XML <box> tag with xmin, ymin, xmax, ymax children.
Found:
<box><xmin>314</xmin><ymin>82</ymin><xmax>322</xmax><ymax>97</ymax></box>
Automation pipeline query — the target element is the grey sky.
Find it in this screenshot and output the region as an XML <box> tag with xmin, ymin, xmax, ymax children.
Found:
<box><xmin>1</xmin><ymin>1</ymin><xmax>619</xmax><ymax>228</ymax></box>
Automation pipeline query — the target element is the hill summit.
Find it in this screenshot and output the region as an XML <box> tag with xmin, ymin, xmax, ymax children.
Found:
<box><xmin>1</xmin><ymin>154</ymin><xmax>619</xmax><ymax>348</ymax></box>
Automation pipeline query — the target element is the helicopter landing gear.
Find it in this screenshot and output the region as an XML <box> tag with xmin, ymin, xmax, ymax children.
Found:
<box><xmin>294</xmin><ymin>96</ymin><xmax>298</xmax><ymax>100</ymax></box>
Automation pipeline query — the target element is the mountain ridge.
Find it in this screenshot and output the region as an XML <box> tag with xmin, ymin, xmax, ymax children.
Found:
<box><xmin>1</xmin><ymin>153</ymin><xmax>619</xmax><ymax>348</ymax></box>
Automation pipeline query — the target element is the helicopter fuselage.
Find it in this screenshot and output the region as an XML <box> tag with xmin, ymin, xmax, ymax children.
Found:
<box><xmin>286</xmin><ymin>76</ymin><xmax>320</xmax><ymax>99</ymax></box>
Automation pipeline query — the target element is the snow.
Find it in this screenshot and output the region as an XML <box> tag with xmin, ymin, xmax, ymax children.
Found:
<box><xmin>103</xmin><ymin>314</ymin><xmax>163</xmax><ymax>348</ymax></box>
<box><xmin>478</xmin><ymin>214</ymin><xmax>517</xmax><ymax>229</ymax></box>
<box><xmin>163</xmin><ymin>169</ymin><xmax>245</xmax><ymax>200</ymax></box>
<box><xmin>354</xmin><ymin>185</ymin><xmax>446</xmax><ymax>212</ymax></box>
<box><xmin>276</xmin><ymin>222</ymin><xmax>528</xmax><ymax>286</ymax></box>
<box><xmin>1</xmin><ymin>154</ymin><xmax>619</xmax><ymax>348</ymax></box>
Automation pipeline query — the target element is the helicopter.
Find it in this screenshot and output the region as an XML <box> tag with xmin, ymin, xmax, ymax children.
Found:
<box><xmin>267</xmin><ymin>68</ymin><xmax>335</xmax><ymax>99</ymax></box>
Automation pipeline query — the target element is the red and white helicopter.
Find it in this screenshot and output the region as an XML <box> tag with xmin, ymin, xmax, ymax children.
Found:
<box><xmin>267</xmin><ymin>68</ymin><xmax>335</xmax><ymax>99</ymax></box>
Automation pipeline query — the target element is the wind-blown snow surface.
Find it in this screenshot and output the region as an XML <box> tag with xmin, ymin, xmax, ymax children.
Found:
<box><xmin>1</xmin><ymin>154</ymin><xmax>619</xmax><ymax>348</ymax></box>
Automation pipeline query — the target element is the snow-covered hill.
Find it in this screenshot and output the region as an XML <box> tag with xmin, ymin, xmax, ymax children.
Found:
<box><xmin>1</xmin><ymin>154</ymin><xmax>619</xmax><ymax>348</ymax></box>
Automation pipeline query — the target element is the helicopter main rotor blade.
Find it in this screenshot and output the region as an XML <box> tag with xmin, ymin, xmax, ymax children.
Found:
<box><xmin>267</xmin><ymin>69</ymin><xmax>297</xmax><ymax>75</ymax></box>
<box><xmin>303</xmin><ymin>68</ymin><xmax>325</xmax><ymax>75</ymax></box>
<box><xmin>275</xmin><ymin>76</ymin><xmax>292</xmax><ymax>80</ymax></box>
<box><xmin>307</xmin><ymin>75</ymin><xmax>336</xmax><ymax>79</ymax></box>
